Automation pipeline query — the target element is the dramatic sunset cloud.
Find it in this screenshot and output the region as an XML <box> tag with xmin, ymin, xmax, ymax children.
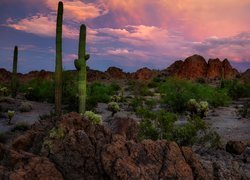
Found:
<box><xmin>0</xmin><ymin>0</ymin><xmax>249</xmax><ymax>72</ymax></box>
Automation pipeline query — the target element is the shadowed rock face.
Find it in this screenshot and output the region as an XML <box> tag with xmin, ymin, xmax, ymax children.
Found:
<box><xmin>0</xmin><ymin>112</ymin><xmax>248</xmax><ymax>179</ymax></box>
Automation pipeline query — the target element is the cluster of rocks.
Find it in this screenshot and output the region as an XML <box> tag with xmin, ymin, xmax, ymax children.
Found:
<box><xmin>0</xmin><ymin>112</ymin><xmax>249</xmax><ymax>179</ymax></box>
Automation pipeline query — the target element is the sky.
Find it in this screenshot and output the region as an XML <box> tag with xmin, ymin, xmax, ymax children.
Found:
<box><xmin>0</xmin><ymin>0</ymin><xmax>250</xmax><ymax>73</ymax></box>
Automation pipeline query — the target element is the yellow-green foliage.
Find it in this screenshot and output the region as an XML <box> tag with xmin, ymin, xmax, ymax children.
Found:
<box><xmin>49</xmin><ymin>127</ymin><xmax>65</xmax><ymax>139</ymax></box>
<box><xmin>84</xmin><ymin>111</ymin><xmax>102</xmax><ymax>124</ymax></box>
<box><xmin>43</xmin><ymin>139</ymin><xmax>54</xmax><ymax>153</ymax></box>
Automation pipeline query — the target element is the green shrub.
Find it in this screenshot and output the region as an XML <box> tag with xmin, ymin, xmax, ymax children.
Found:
<box><xmin>221</xmin><ymin>80</ymin><xmax>250</xmax><ymax>99</ymax></box>
<box><xmin>20</xmin><ymin>78</ymin><xmax>54</xmax><ymax>102</ymax></box>
<box><xmin>138</xmin><ymin>109</ymin><xmax>177</xmax><ymax>141</ymax></box>
<box><xmin>84</xmin><ymin>111</ymin><xmax>102</xmax><ymax>124</ymax></box>
<box><xmin>86</xmin><ymin>82</ymin><xmax>118</xmax><ymax>110</ymax></box>
<box><xmin>159</xmin><ymin>77</ymin><xmax>230</xmax><ymax>112</ymax></box>
<box><xmin>108</xmin><ymin>102</ymin><xmax>120</xmax><ymax>116</ymax></box>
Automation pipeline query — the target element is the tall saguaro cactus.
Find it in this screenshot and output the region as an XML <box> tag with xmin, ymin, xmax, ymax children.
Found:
<box><xmin>55</xmin><ymin>1</ymin><xmax>63</xmax><ymax>116</ymax></box>
<box><xmin>11</xmin><ymin>46</ymin><xmax>18</xmax><ymax>98</ymax></box>
<box><xmin>74</xmin><ymin>24</ymin><xmax>90</xmax><ymax>114</ymax></box>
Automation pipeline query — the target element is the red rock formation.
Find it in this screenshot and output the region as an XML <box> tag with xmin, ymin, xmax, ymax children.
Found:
<box><xmin>106</xmin><ymin>67</ymin><xmax>127</xmax><ymax>79</ymax></box>
<box><xmin>222</xmin><ymin>59</ymin><xmax>239</xmax><ymax>79</ymax></box>
<box><xmin>166</xmin><ymin>55</ymin><xmax>239</xmax><ymax>80</ymax></box>
<box><xmin>241</xmin><ymin>69</ymin><xmax>250</xmax><ymax>82</ymax></box>
<box><xmin>178</xmin><ymin>54</ymin><xmax>207</xmax><ymax>80</ymax></box>
<box><xmin>131</xmin><ymin>67</ymin><xmax>157</xmax><ymax>80</ymax></box>
<box><xmin>207</xmin><ymin>58</ymin><xmax>223</xmax><ymax>80</ymax></box>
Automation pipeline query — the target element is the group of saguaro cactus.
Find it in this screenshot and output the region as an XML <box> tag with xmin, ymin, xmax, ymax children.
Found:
<box><xmin>55</xmin><ymin>1</ymin><xmax>89</xmax><ymax>115</ymax></box>
<box><xmin>9</xmin><ymin>1</ymin><xmax>89</xmax><ymax>116</ymax></box>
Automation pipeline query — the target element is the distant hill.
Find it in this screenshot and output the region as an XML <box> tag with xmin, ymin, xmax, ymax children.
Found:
<box><xmin>1</xmin><ymin>54</ymin><xmax>248</xmax><ymax>84</ymax></box>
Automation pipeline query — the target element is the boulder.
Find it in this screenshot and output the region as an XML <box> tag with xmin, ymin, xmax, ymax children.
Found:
<box><xmin>226</xmin><ymin>140</ymin><xmax>246</xmax><ymax>155</ymax></box>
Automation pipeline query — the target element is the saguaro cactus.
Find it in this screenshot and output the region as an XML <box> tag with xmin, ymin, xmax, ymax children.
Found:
<box><xmin>74</xmin><ymin>24</ymin><xmax>90</xmax><ymax>114</ymax></box>
<box><xmin>11</xmin><ymin>46</ymin><xmax>18</xmax><ymax>98</ymax></box>
<box><xmin>55</xmin><ymin>1</ymin><xmax>63</xmax><ymax>116</ymax></box>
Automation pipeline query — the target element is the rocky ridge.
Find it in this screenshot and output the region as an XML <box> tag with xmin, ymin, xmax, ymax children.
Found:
<box><xmin>0</xmin><ymin>113</ymin><xmax>249</xmax><ymax>179</ymax></box>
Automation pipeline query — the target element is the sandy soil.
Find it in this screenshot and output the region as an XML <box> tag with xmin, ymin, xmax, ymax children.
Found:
<box><xmin>205</xmin><ymin>100</ymin><xmax>250</xmax><ymax>143</ymax></box>
<box><xmin>0</xmin><ymin>101</ymin><xmax>53</xmax><ymax>133</ymax></box>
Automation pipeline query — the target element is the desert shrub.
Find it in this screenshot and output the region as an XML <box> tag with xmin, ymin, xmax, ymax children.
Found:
<box><xmin>7</xmin><ymin>110</ymin><xmax>15</xmax><ymax>125</ymax></box>
<box><xmin>84</xmin><ymin>111</ymin><xmax>102</xmax><ymax>124</ymax></box>
<box><xmin>19</xmin><ymin>102</ymin><xmax>33</xmax><ymax>112</ymax></box>
<box><xmin>108</xmin><ymin>102</ymin><xmax>120</xmax><ymax>116</ymax></box>
<box><xmin>221</xmin><ymin>79</ymin><xmax>250</xmax><ymax>99</ymax></box>
<box><xmin>86</xmin><ymin>82</ymin><xmax>118</xmax><ymax>110</ymax></box>
<box><xmin>11</xmin><ymin>122</ymin><xmax>30</xmax><ymax>132</ymax></box>
<box><xmin>237</xmin><ymin>102</ymin><xmax>250</xmax><ymax>118</ymax></box>
<box><xmin>147</xmin><ymin>77</ymin><xmax>162</xmax><ymax>88</ymax></box>
<box><xmin>20</xmin><ymin>78</ymin><xmax>54</xmax><ymax>102</ymax></box>
<box><xmin>159</xmin><ymin>77</ymin><xmax>230</xmax><ymax>112</ymax></box>
<box><xmin>173</xmin><ymin>115</ymin><xmax>207</xmax><ymax>146</ymax></box>
<box><xmin>0</xmin><ymin>86</ymin><xmax>9</xmax><ymax>96</ymax></box>
<box><xmin>111</xmin><ymin>95</ymin><xmax>121</xmax><ymax>102</ymax></box>
<box><xmin>187</xmin><ymin>99</ymin><xmax>209</xmax><ymax>118</ymax></box>
<box><xmin>145</xmin><ymin>99</ymin><xmax>157</xmax><ymax>109</ymax></box>
<box><xmin>129</xmin><ymin>97</ymin><xmax>144</xmax><ymax>111</ymax></box>
<box><xmin>138</xmin><ymin>108</ymin><xmax>220</xmax><ymax>147</ymax></box>
<box><xmin>138</xmin><ymin>109</ymin><xmax>177</xmax><ymax>140</ymax></box>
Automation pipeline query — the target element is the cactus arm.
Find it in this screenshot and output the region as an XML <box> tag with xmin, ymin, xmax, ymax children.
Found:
<box><xmin>55</xmin><ymin>1</ymin><xmax>63</xmax><ymax>116</ymax></box>
<box><xmin>74</xmin><ymin>59</ymin><xmax>81</xmax><ymax>71</ymax></box>
<box><xmin>85</xmin><ymin>54</ymin><xmax>90</xmax><ymax>61</ymax></box>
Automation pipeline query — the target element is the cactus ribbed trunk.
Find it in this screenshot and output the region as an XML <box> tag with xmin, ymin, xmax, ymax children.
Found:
<box><xmin>55</xmin><ymin>1</ymin><xmax>63</xmax><ymax>116</ymax></box>
<box><xmin>74</xmin><ymin>24</ymin><xmax>89</xmax><ymax>114</ymax></box>
<box><xmin>11</xmin><ymin>46</ymin><xmax>18</xmax><ymax>98</ymax></box>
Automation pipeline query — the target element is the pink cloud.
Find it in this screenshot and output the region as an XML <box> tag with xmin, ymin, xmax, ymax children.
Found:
<box><xmin>46</xmin><ymin>0</ymin><xmax>108</xmax><ymax>22</ymax></box>
<box><xmin>5</xmin><ymin>14</ymin><xmax>78</xmax><ymax>39</ymax></box>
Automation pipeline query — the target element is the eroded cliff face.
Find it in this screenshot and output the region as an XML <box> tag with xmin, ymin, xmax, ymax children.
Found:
<box><xmin>1</xmin><ymin>112</ymin><xmax>248</xmax><ymax>180</ymax></box>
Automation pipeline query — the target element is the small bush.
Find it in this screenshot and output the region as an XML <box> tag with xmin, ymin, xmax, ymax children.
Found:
<box><xmin>20</xmin><ymin>78</ymin><xmax>54</xmax><ymax>102</ymax></box>
<box><xmin>159</xmin><ymin>77</ymin><xmax>230</xmax><ymax>113</ymax></box>
<box><xmin>237</xmin><ymin>102</ymin><xmax>250</xmax><ymax>118</ymax></box>
<box><xmin>86</xmin><ymin>82</ymin><xmax>118</xmax><ymax>110</ymax></box>
<box><xmin>84</xmin><ymin>111</ymin><xmax>102</xmax><ymax>124</ymax></box>
<box><xmin>221</xmin><ymin>80</ymin><xmax>250</xmax><ymax>99</ymax></box>
<box><xmin>108</xmin><ymin>102</ymin><xmax>120</xmax><ymax>116</ymax></box>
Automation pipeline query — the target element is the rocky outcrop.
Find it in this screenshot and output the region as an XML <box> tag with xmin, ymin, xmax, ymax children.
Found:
<box><xmin>241</xmin><ymin>69</ymin><xmax>250</xmax><ymax>82</ymax></box>
<box><xmin>0</xmin><ymin>144</ymin><xmax>63</xmax><ymax>180</ymax></box>
<box><xmin>178</xmin><ymin>54</ymin><xmax>207</xmax><ymax>80</ymax></box>
<box><xmin>166</xmin><ymin>55</ymin><xmax>239</xmax><ymax>80</ymax></box>
<box><xmin>20</xmin><ymin>70</ymin><xmax>53</xmax><ymax>83</ymax></box>
<box><xmin>106</xmin><ymin>67</ymin><xmax>127</xmax><ymax>79</ymax></box>
<box><xmin>207</xmin><ymin>58</ymin><xmax>223</xmax><ymax>79</ymax></box>
<box><xmin>131</xmin><ymin>67</ymin><xmax>158</xmax><ymax>80</ymax></box>
<box><xmin>1</xmin><ymin>112</ymin><xmax>249</xmax><ymax>179</ymax></box>
<box><xmin>226</xmin><ymin>140</ymin><xmax>247</xmax><ymax>155</ymax></box>
<box><xmin>0</xmin><ymin>68</ymin><xmax>12</xmax><ymax>84</ymax></box>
